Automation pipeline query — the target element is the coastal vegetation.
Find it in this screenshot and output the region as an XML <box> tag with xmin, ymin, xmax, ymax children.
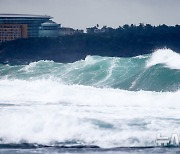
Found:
<box><xmin>0</xmin><ymin>24</ymin><xmax>180</xmax><ymax>64</ymax></box>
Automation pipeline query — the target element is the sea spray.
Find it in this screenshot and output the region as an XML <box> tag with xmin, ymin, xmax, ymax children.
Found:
<box><xmin>0</xmin><ymin>48</ymin><xmax>180</xmax><ymax>148</ymax></box>
<box><xmin>0</xmin><ymin>49</ymin><xmax>179</xmax><ymax>91</ymax></box>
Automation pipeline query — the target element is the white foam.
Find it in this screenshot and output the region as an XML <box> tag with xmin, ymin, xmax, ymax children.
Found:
<box><xmin>0</xmin><ymin>79</ymin><xmax>180</xmax><ymax>147</ymax></box>
<box><xmin>146</xmin><ymin>48</ymin><xmax>180</xmax><ymax>69</ymax></box>
<box><xmin>84</xmin><ymin>55</ymin><xmax>97</xmax><ymax>66</ymax></box>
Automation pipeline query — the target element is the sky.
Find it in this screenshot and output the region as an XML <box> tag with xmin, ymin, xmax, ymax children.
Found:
<box><xmin>0</xmin><ymin>0</ymin><xmax>180</xmax><ymax>29</ymax></box>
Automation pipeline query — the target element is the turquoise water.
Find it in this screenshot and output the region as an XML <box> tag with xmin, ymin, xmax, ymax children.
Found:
<box><xmin>0</xmin><ymin>49</ymin><xmax>179</xmax><ymax>91</ymax></box>
<box><xmin>0</xmin><ymin>48</ymin><xmax>180</xmax><ymax>152</ymax></box>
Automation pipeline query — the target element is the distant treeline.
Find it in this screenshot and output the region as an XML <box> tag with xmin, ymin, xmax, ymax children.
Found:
<box><xmin>0</xmin><ymin>24</ymin><xmax>180</xmax><ymax>64</ymax></box>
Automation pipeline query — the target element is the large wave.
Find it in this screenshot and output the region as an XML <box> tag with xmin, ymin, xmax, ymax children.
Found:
<box><xmin>0</xmin><ymin>48</ymin><xmax>180</xmax><ymax>91</ymax></box>
<box><xmin>0</xmin><ymin>48</ymin><xmax>180</xmax><ymax>148</ymax></box>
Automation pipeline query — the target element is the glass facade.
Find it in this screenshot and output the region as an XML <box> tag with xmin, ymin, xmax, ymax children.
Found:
<box><xmin>0</xmin><ymin>14</ymin><xmax>51</xmax><ymax>38</ymax></box>
<box><xmin>39</xmin><ymin>20</ymin><xmax>60</xmax><ymax>37</ymax></box>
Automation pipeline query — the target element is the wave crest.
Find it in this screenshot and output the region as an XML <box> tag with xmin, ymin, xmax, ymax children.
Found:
<box><xmin>146</xmin><ymin>48</ymin><xmax>180</xmax><ymax>69</ymax></box>
<box><xmin>0</xmin><ymin>49</ymin><xmax>179</xmax><ymax>91</ymax></box>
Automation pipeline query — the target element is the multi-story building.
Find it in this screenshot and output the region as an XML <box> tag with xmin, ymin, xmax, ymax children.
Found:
<box><xmin>0</xmin><ymin>24</ymin><xmax>28</xmax><ymax>42</ymax></box>
<box><xmin>0</xmin><ymin>14</ymin><xmax>52</xmax><ymax>42</ymax></box>
<box><xmin>0</xmin><ymin>14</ymin><xmax>85</xmax><ymax>42</ymax></box>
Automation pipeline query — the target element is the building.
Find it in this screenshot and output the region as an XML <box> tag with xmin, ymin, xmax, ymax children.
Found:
<box><xmin>0</xmin><ymin>24</ymin><xmax>27</xmax><ymax>42</ymax></box>
<box><xmin>39</xmin><ymin>20</ymin><xmax>60</xmax><ymax>37</ymax></box>
<box><xmin>86</xmin><ymin>26</ymin><xmax>110</xmax><ymax>34</ymax></box>
<box><xmin>59</xmin><ymin>27</ymin><xmax>75</xmax><ymax>36</ymax></box>
<box><xmin>0</xmin><ymin>14</ymin><xmax>51</xmax><ymax>42</ymax></box>
<box><xmin>0</xmin><ymin>14</ymin><xmax>85</xmax><ymax>42</ymax></box>
<box><xmin>59</xmin><ymin>27</ymin><xmax>84</xmax><ymax>36</ymax></box>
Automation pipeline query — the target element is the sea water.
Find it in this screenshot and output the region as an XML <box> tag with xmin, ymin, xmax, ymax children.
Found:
<box><xmin>0</xmin><ymin>49</ymin><xmax>180</xmax><ymax>153</ymax></box>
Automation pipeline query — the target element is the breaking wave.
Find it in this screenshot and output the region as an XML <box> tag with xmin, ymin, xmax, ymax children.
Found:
<box><xmin>0</xmin><ymin>48</ymin><xmax>180</xmax><ymax>92</ymax></box>
<box><xmin>0</xmin><ymin>48</ymin><xmax>180</xmax><ymax>148</ymax></box>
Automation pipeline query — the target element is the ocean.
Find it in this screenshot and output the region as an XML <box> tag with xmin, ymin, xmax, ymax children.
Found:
<box><xmin>0</xmin><ymin>48</ymin><xmax>180</xmax><ymax>153</ymax></box>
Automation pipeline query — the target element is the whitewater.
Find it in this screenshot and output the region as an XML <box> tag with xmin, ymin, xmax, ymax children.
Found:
<box><xmin>0</xmin><ymin>48</ymin><xmax>180</xmax><ymax>153</ymax></box>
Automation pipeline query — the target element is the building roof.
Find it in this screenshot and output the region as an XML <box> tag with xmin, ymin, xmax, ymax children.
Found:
<box><xmin>60</xmin><ymin>27</ymin><xmax>75</xmax><ymax>31</ymax></box>
<box><xmin>0</xmin><ymin>14</ymin><xmax>52</xmax><ymax>19</ymax></box>
<box><xmin>41</xmin><ymin>20</ymin><xmax>59</xmax><ymax>27</ymax></box>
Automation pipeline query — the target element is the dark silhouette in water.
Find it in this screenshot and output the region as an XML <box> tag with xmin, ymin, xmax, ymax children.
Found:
<box><xmin>0</xmin><ymin>24</ymin><xmax>180</xmax><ymax>64</ymax></box>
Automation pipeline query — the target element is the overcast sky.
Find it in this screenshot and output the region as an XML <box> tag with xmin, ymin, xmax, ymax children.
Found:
<box><xmin>0</xmin><ymin>0</ymin><xmax>180</xmax><ymax>29</ymax></box>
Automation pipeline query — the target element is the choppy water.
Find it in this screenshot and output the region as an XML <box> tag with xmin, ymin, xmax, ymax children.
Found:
<box><xmin>0</xmin><ymin>48</ymin><xmax>180</xmax><ymax>153</ymax></box>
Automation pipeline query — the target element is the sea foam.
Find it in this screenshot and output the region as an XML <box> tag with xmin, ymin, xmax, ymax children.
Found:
<box><xmin>146</xmin><ymin>48</ymin><xmax>180</xmax><ymax>69</ymax></box>
<box><xmin>0</xmin><ymin>79</ymin><xmax>180</xmax><ymax>147</ymax></box>
<box><xmin>0</xmin><ymin>49</ymin><xmax>180</xmax><ymax>148</ymax></box>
